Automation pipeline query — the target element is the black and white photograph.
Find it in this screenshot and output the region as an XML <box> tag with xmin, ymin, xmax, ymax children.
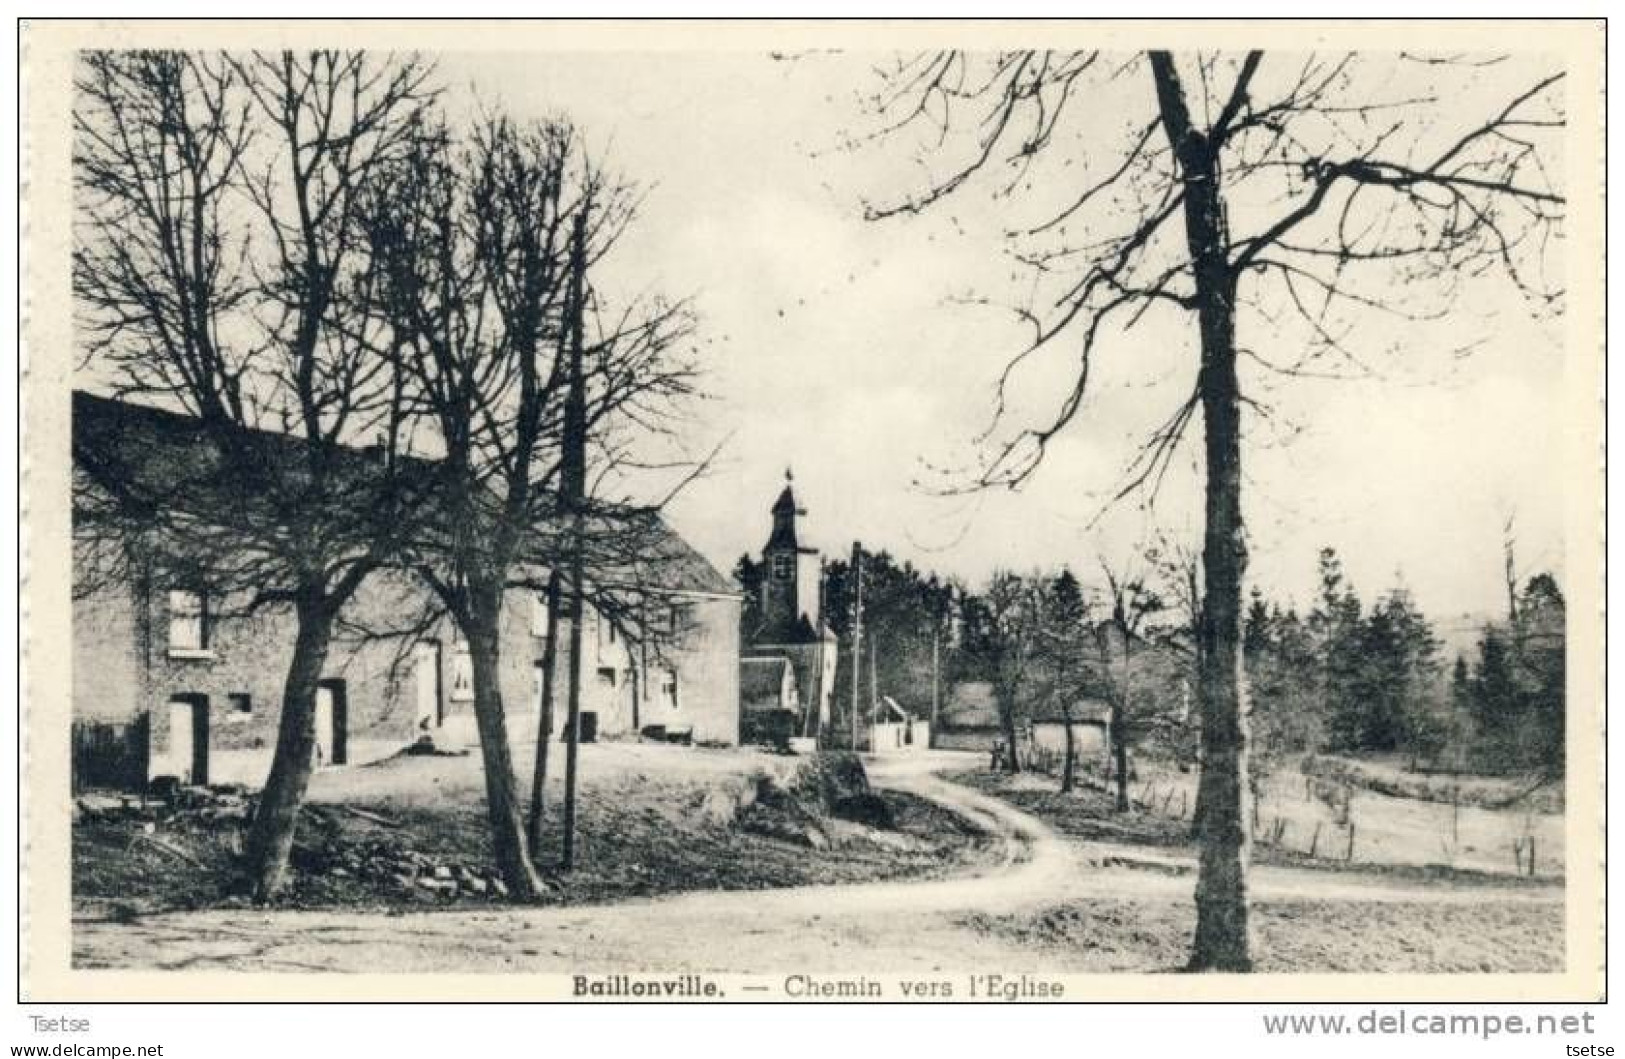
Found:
<box><xmin>17</xmin><ymin>17</ymin><xmax>1605</xmax><ymax>1016</ymax></box>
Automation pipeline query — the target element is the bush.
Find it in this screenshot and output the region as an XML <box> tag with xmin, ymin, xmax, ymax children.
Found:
<box><xmin>788</xmin><ymin>751</ymin><xmax>871</xmax><ymax>813</ymax></box>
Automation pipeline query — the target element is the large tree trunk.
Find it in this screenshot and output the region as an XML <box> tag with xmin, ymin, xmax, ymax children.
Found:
<box><xmin>1187</xmin><ymin>302</ymin><xmax>1253</xmax><ymax>971</ymax></box>
<box><xmin>466</xmin><ymin>588</ymin><xmax>546</xmax><ymax>900</ymax></box>
<box><xmin>243</xmin><ymin>593</ymin><xmax>335</xmax><ymax>902</ymax></box>
<box><xmin>1150</xmin><ymin>51</ymin><xmax>1254</xmax><ymax>972</ymax></box>
<box><xmin>526</xmin><ymin>570</ymin><xmax>562</xmax><ymax>857</ymax></box>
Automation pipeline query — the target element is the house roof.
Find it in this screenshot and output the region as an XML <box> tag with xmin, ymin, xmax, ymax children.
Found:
<box><xmin>941</xmin><ymin>681</ymin><xmax>1000</xmax><ymax>728</ymax></box>
<box><xmin>876</xmin><ymin>696</ymin><xmax>915</xmax><ymax>723</ymax></box>
<box><xmin>71</xmin><ymin>390</ymin><xmax>735</xmax><ymax>598</ymax></box>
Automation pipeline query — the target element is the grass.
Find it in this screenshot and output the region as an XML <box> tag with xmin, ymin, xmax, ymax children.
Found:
<box><xmin>74</xmin><ymin>744</ymin><xmax>1000</xmax><ymax>914</ymax></box>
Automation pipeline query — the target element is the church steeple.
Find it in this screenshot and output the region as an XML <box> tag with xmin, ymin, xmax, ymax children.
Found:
<box><xmin>766</xmin><ymin>467</ymin><xmax>805</xmax><ymax>552</ymax></box>
<box><xmin>758</xmin><ymin>468</ymin><xmax>821</xmax><ymax>639</ymax></box>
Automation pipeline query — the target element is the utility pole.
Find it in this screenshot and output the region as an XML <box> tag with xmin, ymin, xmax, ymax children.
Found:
<box><xmin>869</xmin><ymin>619</ymin><xmax>879</xmax><ymax>717</ymax></box>
<box><xmin>850</xmin><ymin>541</ymin><xmax>863</xmax><ymax>752</ymax></box>
<box><xmin>559</xmin><ymin>208</ymin><xmax>589</xmax><ymax>871</ymax></box>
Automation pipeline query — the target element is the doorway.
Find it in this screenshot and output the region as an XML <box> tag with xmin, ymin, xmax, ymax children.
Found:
<box><xmin>166</xmin><ymin>694</ymin><xmax>209</xmax><ymax>785</ymax></box>
<box><xmin>314</xmin><ymin>680</ymin><xmax>348</xmax><ymax>767</ymax></box>
<box><xmin>413</xmin><ymin>642</ymin><xmax>443</xmax><ymax>731</ymax></box>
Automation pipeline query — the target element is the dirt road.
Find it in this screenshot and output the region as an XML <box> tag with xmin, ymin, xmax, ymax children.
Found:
<box><xmin>71</xmin><ymin>752</ymin><xmax>1560</xmax><ymax>974</ymax></box>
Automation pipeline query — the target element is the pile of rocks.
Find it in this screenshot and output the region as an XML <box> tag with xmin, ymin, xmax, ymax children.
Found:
<box><xmin>74</xmin><ymin>784</ymin><xmax>253</xmax><ymax>826</ymax></box>
<box><xmin>293</xmin><ymin>828</ymin><xmax>536</xmax><ymax>901</ymax></box>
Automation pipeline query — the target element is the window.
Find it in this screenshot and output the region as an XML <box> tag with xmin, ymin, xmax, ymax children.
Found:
<box><xmin>659</xmin><ymin>669</ymin><xmax>679</xmax><ymax>710</ymax></box>
<box><xmin>450</xmin><ymin>643</ymin><xmax>474</xmax><ymax>701</ymax></box>
<box><xmin>531</xmin><ymin>592</ymin><xmax>551</xmax><ymax>637</ymax></box>
<box><xmin>167</xmin><ymin>589</ymin><xmax>208</xmax><ymax>653</ymax></box>
<box><xmin>595</xmin><ymin>667</ymin><xmax>618</xmax><ymax>689</ymax></box>
<box><xmin>228</xmin><ymin>693</ymin><xmax>252</xmax><ymax>717</ymax></box>
<box><xmin>771</xmin><ymin>553</ymin><xmax>793</xmax><ymax>580</ymax></box>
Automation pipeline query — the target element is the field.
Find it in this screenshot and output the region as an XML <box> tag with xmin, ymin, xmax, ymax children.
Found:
<box><xmin>1010</xmin><ymin>753</ymin><xmax>1565</xmax><ymax>879</ymax></box>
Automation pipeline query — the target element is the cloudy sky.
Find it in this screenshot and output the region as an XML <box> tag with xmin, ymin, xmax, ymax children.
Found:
<box><xmin>439</xmin><ymin>50</ymin><xmax>1566</xmax><ymax>620</ymax></box>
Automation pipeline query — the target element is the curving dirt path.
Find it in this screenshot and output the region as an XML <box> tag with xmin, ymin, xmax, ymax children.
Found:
<box><xmin>71</xmin><ymin>752</ymin><xmax>1560</xmax><ymax>975</ymax></box>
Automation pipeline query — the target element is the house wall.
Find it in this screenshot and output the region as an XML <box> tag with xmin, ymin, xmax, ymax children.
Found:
<box><xmin>933</xmin><ymin>726</ymin><xmax>999</xmax><ymax>752</ymax></box>
<box><xmin>72</xmin><ymin>556</ymin><xmax>743</xmax><ymax>788</ymax></box>
<box><xmin>866</xmin><ymin>719</ymin><xmax>930</xmax><ymax>755</ymax></box>
<box><xmin>1031</xmin><ymin>720</ymin><xmax>1110</xmax><ymax>760</ymax></box>
<box><xmin>661</xmin><ymin>595</ymin><xmax>741</xmax><ymax>744</ymax></box>
<box><xmin>80</xmin><ymin>569</ymin><xmax>436</xmax><ymax>786</ymax></box>
<box><xmin>70</xmin><ymin>560</ymin><xmax>142</xmax><ymax>726</ymax></box>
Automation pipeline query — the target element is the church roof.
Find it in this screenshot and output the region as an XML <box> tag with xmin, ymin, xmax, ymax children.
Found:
<box><xmin>750</xmin><ymin>610</ymin><xmax>827</xmax><ymax>646</ymax></box>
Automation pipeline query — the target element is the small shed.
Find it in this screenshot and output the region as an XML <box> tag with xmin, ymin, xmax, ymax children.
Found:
<box><xmin>867</xmin><ymin>696</ymin><xmax>930</xmax><ymax>755</ymax></box>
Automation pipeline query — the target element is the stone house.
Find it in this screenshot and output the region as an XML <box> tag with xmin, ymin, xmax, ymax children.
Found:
<box><xmin>70</xmin><ymin>391</ymin><xmax>741</xmax><ymax>789</ymax></box>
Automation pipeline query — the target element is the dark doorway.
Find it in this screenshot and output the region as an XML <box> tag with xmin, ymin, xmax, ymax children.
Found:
<box><xmin>166</xmin><ymin>694</ymin><xmax>210</xmax><ymax>785</ymax></box>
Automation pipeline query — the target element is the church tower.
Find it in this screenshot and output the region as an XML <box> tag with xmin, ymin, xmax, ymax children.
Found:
<box><xmin>759</xmin><ymin>470</ymin><xmax>822</xmax><ymax>638</ymax></box>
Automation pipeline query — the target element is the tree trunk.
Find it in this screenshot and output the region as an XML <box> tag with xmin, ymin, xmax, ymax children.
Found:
<box><xmin>1060</xmin><ymin>709</ymin><xmax>1076</xmax><ymax>793</ymax></box>
<box><xmin>1113</xmin><ymin>628</ymin><xmax>1133</xmax><ymax>813</ymax></box>
<box><xmin>1150</xmin><ymin>51</ymin><xmax>1254</xmax><ymax>972</ymax></box>
<box><xmin>466</xmin><ymin>589</ymin><xmax>545</xmax><ymax>900</ymax></box>
<box><xmin>998</xmin><ymin>687</ymin><xmax>1021</xmax><ymax>774</ymax></box>
<box><xmin>243</xmin><ymin>593</ymin><xmax>335</xmax><ymax>902</ymax></box>
<box><xmin>526</xmin><ymin>570</ymin><xmax>562</xmax><ymax>858</ymax></box>
<box><xmin>1112</xmin><ymin>700</ymin><xmax>1130</xmax><ymax>813</ymax></box>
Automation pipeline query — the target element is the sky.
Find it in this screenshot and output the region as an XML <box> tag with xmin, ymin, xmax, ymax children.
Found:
<box><xmin>435</xmin><ymin>50</ymin><xmax>1567</xmax><ymax>620</ymax></box>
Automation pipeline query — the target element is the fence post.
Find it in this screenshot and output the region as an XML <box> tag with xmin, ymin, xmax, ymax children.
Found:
<box><xmin>1345</xmin><ymin>822</ymin><xmax>1356</xmax><ymax>862</ymax></box>
<box><xmin>1309</xmin><ymin>821</ymin><xmax>1321</xmax><ymax>858</ymax></box>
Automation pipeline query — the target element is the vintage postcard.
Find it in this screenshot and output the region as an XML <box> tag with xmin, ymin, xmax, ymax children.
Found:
<box><xmin>20</xmin><ymin>18</ymin><xmax>1605</xmax><ymax>1002</ymax></box>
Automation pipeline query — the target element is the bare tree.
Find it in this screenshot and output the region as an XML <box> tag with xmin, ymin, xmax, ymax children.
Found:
<box><xmin>857</xmin><ymin>50</ymin><xmax>1563</xmax><ymax>970</ymax></box>
<box><xmin>73</xmin><ymin>49</ymin><xmax>436</xmax><ymax>900</ymax></box>
<box><xmin>364</xmin><ymin>115</ymin><xmax>699</xmax><ymax>893</ymax></box>
<box><xmin>980</xmin><ymin>570</ymin><xmax>1049</xmax><ymax>773</ymax></box>
<box><xmin>1094</xmin><ymin>561</ymin><xmax>1165</xmax><ymax>812</ymax></box>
